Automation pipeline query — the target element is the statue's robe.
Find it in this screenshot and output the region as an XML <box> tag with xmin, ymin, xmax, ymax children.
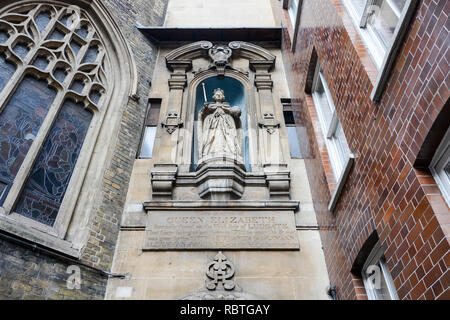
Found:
<box><xmin>200</xmin><ymin>102</ymin><xmax>241</xmax><ymax>158</ymax></box>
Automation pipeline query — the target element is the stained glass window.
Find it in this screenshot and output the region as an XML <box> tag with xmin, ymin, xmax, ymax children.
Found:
<box><xmin>32</xmin><ymin>55</ymin><xmax>49</xmax><ymax>70</ymax></box>
<box><xmin>0</xmin><ymin>30</ymin><xmax>9</xmax><ymax>43</ymax></box>
<box><xmin>82</xmin><ymin>45</ymin><xmax>98</xmax><ymax>64</ymax></box>
<box><xmin>0</xmin><ymin>75</ymin><xmax>57</xmax><ymax>206</ymax></box>
<box><xmin>70</xmin><ymin>79</ymin><xmax>84</xmax><ymax>93</ymax></box>
<box><xmin>0</xmin><ymin>3</ymin><xmax>109</xmax><ymax>228</ymax></box>
<box><xmin>76</xmin><ymin>25</ymin><xmax>89</xmax><ymax>39</ymax></box>
<box><xmin>59</xmin><ymin>14</ymin><xmax>72</xmax><ymax>27</ymax></box>
<box><xmin>70</xmin><ymin>40</ymin><xmax>82</xmax><ymax>56</ymax></box>
<box><xmin>15</xmin><ymin>99</ymin><xmax>92</xmax><ymax>226</ymax></box>
<box><xmin>53</xmin><ymin>67</ymin><xmax>68</xmax><ymax>83</ymax></box>
<box><xmin>13</xmin><ymin>43</ymin><xmax>30</xmax><ymax>59</ymax></box>
<box><xmin>35</xmin><ymin>11</ymin><xmax>51</xmax><ymax>33</ymax></box>
<box><xmin>50</xmin><ymin>29</ymin><xmax>65</xmax><ymax>40</ymax></box>
<box><xmin>0</xmin><ymin>54</ymin><xmax>16</xmax><ymax>93</ymax></box>
<box><xmin>89</xmin><ymin>89</ymin><xmax>102</xmax><ymax>104</ymax></box>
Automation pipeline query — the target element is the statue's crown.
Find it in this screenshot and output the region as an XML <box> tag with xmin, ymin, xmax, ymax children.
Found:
<box><xmin>213</xmin><ymin>88</ymin><xmax>224</xmax><ymax>95</ymax></box>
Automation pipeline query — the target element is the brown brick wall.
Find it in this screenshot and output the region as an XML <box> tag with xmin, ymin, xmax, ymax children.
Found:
<box><xmin>280</xmin><ymin>0</ymin><xmax>449</xmax><ymax>300</ymax></box>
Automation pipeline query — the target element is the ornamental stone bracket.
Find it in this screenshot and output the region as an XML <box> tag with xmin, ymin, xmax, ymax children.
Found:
<box><xmin>150</xmin><ymin>164</ymin><xmax>178</xmax><ymax>200</ymax></box>
<box><xmin>252</xmin><ymin>62</ymin><xmax>274</xmax><ymax>91</ymax></box>
<box><xmin>258</xmin><ymin>112</ymin><xmax>280</xmax><ymax>134</ymax></box>
<box><xmin>265</xmin><ymin>169</ymin><xmax>291</xmax><ymax>200</ymax></box>
<box><xmin>195</xmin><ymin>156</ymin><xmax>247</xmax><ymax>200</ymax></box>
<box><xmin>180</xmin><ymin>251</ymin><xmax>260</xmax><ymax>300</ymax></box>
<box><xmin>161</xmin><ymin>112</ymin><xmax>183</xmax><ymax>134</ymax></box>
<box><xmin>167</xmin><ymin>65</ymin><xmax>189</xmax><ymax>90</ymax></box>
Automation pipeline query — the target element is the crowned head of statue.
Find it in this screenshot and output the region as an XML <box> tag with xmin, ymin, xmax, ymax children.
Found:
<box><xmin>212</xmin><ymin>88</ymin><xmax>225</xmax><ymax>103</ymax></box>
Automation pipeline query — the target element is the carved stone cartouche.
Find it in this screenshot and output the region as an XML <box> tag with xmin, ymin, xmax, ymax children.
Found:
<box><xmin>179</xmin><ymin>251</ymin><xmax>259</xmax><ymax>300</ymax></box>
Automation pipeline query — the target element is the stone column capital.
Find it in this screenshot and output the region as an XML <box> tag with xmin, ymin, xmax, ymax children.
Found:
<box><xmin>167</xmin><ymin>60</ymin><xmax>192</xmax><ymax>90</ymax></box>
<box><xmin>166</xmin><ymin>59</ymin><xmax>193</xmax><ymax>72</ymax></box>
<box><xmin>251</xmin><ymin>60</ymin><xmax>274</xmax><ymax>91</ymax></box>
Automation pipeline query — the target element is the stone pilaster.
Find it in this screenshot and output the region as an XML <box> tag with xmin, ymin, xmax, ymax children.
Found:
<box><xmin>151</xmin><ymin>60</ymin><xmax>191</xmax><ymax>199</ymax></box>
<box><xmin>251</xmin><ymin>61</ymin><xmax>290</xmax><ymax>199</ymax></box>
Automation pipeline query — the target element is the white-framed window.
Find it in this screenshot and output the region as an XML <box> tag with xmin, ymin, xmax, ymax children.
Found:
<box><xmin>140</xmin><ymin>127</ymin><xmax>157</xmax><ymax>158</ymax></box>
<box><xmin>344</xmin><ymin>0</ymin><xmax>410</xmax><ymax>68</ymax></box>
<box><xmin>311</xmin><ymin>63</ymin><xmax>355</xmax><ymax>212</ymax></box>
<box><xmin>282</xmin><ymin>99</ymin><xmax>302</xmax><ymax>159</ymax></box>
<box><xmin>430</xmin><ymin>126</ymin><xmax>450</xmax><ymax>207</ymax></box>
<box><xmin>343</xmin><ymin>0</ymin><xmax>418</xmax><ymax>101</ymax></box>
<box><xmin>362</xmin><ymin>242</ymin><xmax>399</xmax><ymax>300</ymax></box>
<box><xmin>283</xmin><ymin>0</ymin><xmax>302</xmax><ymax>51</ymax></box>
<box><xmin>288</xmin><ymin>0</ymin><xmax>300</xmax><ymax>25</ymax></box>
<box><xmin>312</xmin><ymin>64</ymin><xmax>351</xmax><ymax>179</ymax></box>
<box><xmin>138</xmin><ymin>99</ymin><xmax>161</xmax><ymax>159</ymax></box>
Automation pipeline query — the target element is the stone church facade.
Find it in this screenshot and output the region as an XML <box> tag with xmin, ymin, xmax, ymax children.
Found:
<box><xmin>0</xmin><ymin>0</ymin><xmax>448</xmax><ymax>300</ymax></box>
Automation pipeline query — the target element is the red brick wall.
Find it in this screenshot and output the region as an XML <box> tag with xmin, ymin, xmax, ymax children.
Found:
<box><xmin>279</xmin><ymin>0</ymin><xmax>449</xmax><ymax>300</ymax></box>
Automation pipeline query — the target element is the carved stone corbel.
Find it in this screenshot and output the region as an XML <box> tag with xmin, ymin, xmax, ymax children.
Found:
<box><xmin>266</xmin><ymin>170</ymin><xmax>291</xmax><ymax>200</ymax></box>
<box><xmin>167</xmin><ymin>61</ymin><xmax>190</xmax><ymax>90</ymax></box>
<box><xmin>161</xmin><ymin>112</ymin><xmax>183</xmax><ymax>134</ymax></box>
<box><xmin>258</xmin><ymin>112</ymin><xmax>280</xmax><ymax>134</ymax></box>
<box><xmin>150</xmin><ymin>164</ymin><xmax>178</xmax><ymax>200</ymax></box>
<box><xmin>251</xmin><ymin>61</ymin><xmax>274</xmax><ymax>91</ymax></box>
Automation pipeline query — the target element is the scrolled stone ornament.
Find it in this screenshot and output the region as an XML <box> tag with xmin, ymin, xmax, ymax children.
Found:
<box><xmin>179</xmin><ymin>251</ymin><xmax>260</xmax><ymax>300</ymax></box>
<box><xmin>228</xmin><ymin>41</ymin><xmax>242</xmax><ymax>50</ymax></box>
<box><xmin>200</xmin><ymin>41</ymin><xmax>214</xmax><ymax>50</ymax></box>
<box><xmin>205</xmin><ymin>251</ymin><xmax>236</xmax><ymax>291</ymax></box>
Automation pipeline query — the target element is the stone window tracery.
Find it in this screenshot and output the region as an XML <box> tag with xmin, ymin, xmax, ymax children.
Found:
<box><xmin>0</xmin><ymin>2</ymin><xmax>111</xmax><ymax>251</ymax></box>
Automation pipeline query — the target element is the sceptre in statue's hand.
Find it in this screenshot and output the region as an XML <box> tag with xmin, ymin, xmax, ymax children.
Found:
<box><xmin>202</xmin><ymin>82</ymin><xmax>208</xmax><ymax>103</ymax></box>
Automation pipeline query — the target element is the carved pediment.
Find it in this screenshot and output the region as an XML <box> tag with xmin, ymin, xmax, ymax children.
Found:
<box><xmin>165</xmin><ymin>41</ymin><xmax>213</xmax><ymax>70</ymax></box>
<box><xmin>165</xmin><ymin>41</ymin><xmax>276</xmax><ymax>73</ymax></box>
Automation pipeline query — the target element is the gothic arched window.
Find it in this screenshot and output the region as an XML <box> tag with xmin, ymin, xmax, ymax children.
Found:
<box><xmin>0</xmin><ymin>2</ymin><xmax>112</xmax><ymax>249</ymax></box>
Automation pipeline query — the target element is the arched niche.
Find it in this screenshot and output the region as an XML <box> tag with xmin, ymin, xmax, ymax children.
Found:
<box><xmin>154</xmin><ymin>40</ymin><xmax>291</xmax><ymax>201</ymax></box>
<box><xmin>191</xmin><ymin>75</ymin><xmax>250</xmax><ymax>172</ymax></box>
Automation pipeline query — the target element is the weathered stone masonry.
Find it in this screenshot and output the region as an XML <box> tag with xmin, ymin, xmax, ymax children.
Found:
<box><xmin>0</xmin><ymin>0</ymin><xmax>168</xmax><ymax>300</ymax></box>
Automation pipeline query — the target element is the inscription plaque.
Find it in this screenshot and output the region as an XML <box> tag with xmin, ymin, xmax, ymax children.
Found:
<box><xmin>143</xmin><ymin>211</ymin><xmax>299</xmax><ymax>250</ymax></box>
